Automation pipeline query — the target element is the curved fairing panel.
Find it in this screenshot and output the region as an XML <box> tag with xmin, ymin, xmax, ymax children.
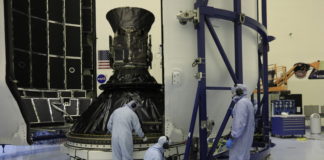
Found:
<box><xmin>0</xmin><ymin>1</ymin><xmax>28</xmax><ymax>145</ymax></box>
<box><xmin>163</xmin><ymin>0</ymin><xmax>258</xmax><ymax>140</ymax></box>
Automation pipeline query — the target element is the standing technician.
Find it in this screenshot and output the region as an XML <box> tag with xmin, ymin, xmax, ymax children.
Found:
<box><xmin>107</xmin><ymin>100</ymin><xmax>148</xmax><ymax>160</ymax></box>
<box><xmin>226</xmin><ymin>84</ymin><xmax>255</xmax><ymax>160</ymax></box>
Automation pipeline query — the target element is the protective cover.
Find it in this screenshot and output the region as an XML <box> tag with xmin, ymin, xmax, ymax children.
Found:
<box><xmin>106</xmin><ymin>7</ymin><xmax>154</xmax><ymax>33</ymax></box>
<box><xmin>107</xmin><ymin>7</ymin><xmax>154</xmax><ymax>69</ymax></box>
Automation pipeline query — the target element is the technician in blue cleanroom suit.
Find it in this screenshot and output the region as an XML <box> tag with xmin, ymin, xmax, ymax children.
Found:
<box><xmin>144</xmin><ymin>136</ymin><xmax>170</xmax><ymax>160</ymax></box>
<box><xmin>226</xmin><ymin>84</ymin><xmax>255</xmax><ymax>160</ymax></box>
<box><xmin>107</xmin><ymin>100</ymin><xmax>148</xmax><ymax>160</ymax></box>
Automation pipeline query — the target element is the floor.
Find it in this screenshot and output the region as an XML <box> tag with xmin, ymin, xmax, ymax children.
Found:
<box><xmin>0</xmin><ymin>140</ymin><xmax>69</xmax><ymax>160</ymax></box>
<box><xmin>0</xmin><ymin>131</ymin><xmax>323</xmax><ymax>160</ymax></box>
<box><xmin>269</xmin><ymin>131</ymin><xmax>324</xmax><ymax>160</ymax></box>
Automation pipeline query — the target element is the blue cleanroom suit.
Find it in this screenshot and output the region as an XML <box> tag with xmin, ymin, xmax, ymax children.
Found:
<box><xmin>107</xmin><ymin>100</ymin><xmax>145</xmax><ymax>160</ymax></box>
<box><xmin>229</xmin><ymin>84</ymin><xmax>255</xmax><ymax>160</ymax></box>
<box><xmin>143</xmin><ymin>136</ymin><xmax>169</xmax><ymax>160</ymax></box>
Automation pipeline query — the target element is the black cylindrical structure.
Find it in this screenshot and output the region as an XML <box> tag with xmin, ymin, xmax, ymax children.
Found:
<box><xmin>68</xmin><ymin>7</ymin><xmax>163</xmax><ymax>144</ymax></box>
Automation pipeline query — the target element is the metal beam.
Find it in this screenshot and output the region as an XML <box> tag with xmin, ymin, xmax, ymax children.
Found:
<box><xmin>262</xmin><ymin>41</ymin><xmax>270</xmax><ymax>142</ymax></box>
<box><xmin>200</xmin><ymin>7</ymin><xmax>268</xmax><ymax>42</ymax></box>
<box><xmin>197</xmin><ymin>10</ymin><xmax>208</xmax><ymax>160</ymax></box>
<box><xmin>262</xmin><ymin>0</ymin><xmax>268</xmax><ymax>28</ymax></box>
<box><xmin>183</xmin><ymin>87</ymin><xmax>200</xmax><ymax>160</ymax></box>
<box><xmin>234</xmin><ymin>0</ymin><xmax>243</xmax><ymax>83</ymax></box>
<box><xmin>206</xmin><ymin>86</ymin><xmax>232</xmax><ymax>90</ymax></box>
<box><xmin>205</xmin><ymin>17</ymin><xmax>238</xmax><ymax>84</ymax></box>
<box><xmin>262</xmin><ymin>0</ymin><xmax>270</xmax><ymax>144</ymax></box>
<box><xmin>207</xmin><ymin>101</ymin><xmax>236</xmax><ymax>158</ymax></box>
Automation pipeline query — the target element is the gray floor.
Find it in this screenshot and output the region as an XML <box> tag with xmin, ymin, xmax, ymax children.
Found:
<box><xmin>0</xmin><ymin>131</ymin><xmax>323</xmax><ymax>160</ymax></box>
<box><xmin>269</xmin><ymin>131</ymin><xmax>324</xmax><ymax>160</ymax></box>
<box><xmin>0</xmin><ymin>143</ymin><xmax>69</xmax><ymax>160</ymax></box>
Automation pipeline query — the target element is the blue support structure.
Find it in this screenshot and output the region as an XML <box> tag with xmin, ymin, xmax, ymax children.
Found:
<box><xmin>206</xmin><ymin>86</ymin><xmax>232</xmax><ymax>91</ymax></box>
<box><xmin>197</xmin><ymin>10</ymin><xmax>208</xmax><ymax>160</ymax></box>
<box><xmin>207</xmin><ymin>101</ymin><xmax>236</xmax><ymax>159</ymax></box>
<box><xmin>262</xmin><ymin>0</ymin><xmax>271</xmax><ymax>145</ymax></box>
<box><xmin>183</xmin><ymin>0</ymin><xmax>271</xmax><ymax>159</ymax></box>
<box><xmin>205</xmin><ymin>17</ymin><xmax>238</xmax><ymax>84</ymax></box>
<box><xmin>234</xmin><ymin>0</ymin><xmax>243</xmax><ymax>83</ymax></box>
<box><xmin>183</xmin><ymin>88</ymin><xmax>200</xmax><ymax>158</ymax></box>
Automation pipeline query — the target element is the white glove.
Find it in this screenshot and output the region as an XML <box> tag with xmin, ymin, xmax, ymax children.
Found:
<box><xmin>142</xmin><ymin>136</ymin><xmax>148</xmax><ymax>142</ymax></box>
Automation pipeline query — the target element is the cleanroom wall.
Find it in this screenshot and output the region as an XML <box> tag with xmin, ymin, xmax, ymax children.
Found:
<box><xmin>268</xmin><ymin>0</ymin><xmax>324</xmax><ymax>107</ymax></box>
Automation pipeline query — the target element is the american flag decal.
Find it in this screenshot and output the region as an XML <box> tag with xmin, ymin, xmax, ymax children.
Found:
<box><xmin>98</xmin><ymin>50</ymin><xmax>111</xmax><ymax>69</ymax></box>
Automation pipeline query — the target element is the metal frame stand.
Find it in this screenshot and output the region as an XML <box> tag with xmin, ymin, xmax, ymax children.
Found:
<box><xmin>181</xmin><ymin>0</ymin><xmax>272</xmax><ymax>159</ymax></box>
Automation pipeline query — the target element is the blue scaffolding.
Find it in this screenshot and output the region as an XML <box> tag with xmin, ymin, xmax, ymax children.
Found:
<box><xmin>182</xmin><ymin>0</ymin><xmax>273</xmax><ymax>159</ymax></box>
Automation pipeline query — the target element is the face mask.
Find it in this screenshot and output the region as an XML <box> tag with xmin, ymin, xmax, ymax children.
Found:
<box><xmin>163</xmin><ymin>136</ymin><xmax>170</xmax><ymax>149</ymax></box>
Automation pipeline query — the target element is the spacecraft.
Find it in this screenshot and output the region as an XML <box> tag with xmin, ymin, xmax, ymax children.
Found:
<box><xmin>1</xmin><ymin>0</ymin><xmax>263</xmax><ymax>159</ymax></box>
<box><xmin>68</xmin><ymin>7</ymin><xmax>164</xmax><ymax>144</ymax></box>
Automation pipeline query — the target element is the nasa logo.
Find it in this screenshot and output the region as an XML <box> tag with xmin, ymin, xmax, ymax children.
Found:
<box><xmin>97</xmin><ymin>74</ymin><xmax>106</xmax><ymax>84</ymax></box>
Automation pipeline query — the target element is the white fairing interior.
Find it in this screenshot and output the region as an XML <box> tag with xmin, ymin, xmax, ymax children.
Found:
<box><xmin>164</xmin><ymin>0</ymin><xmax>258</xmax><ymax>141</ymax></box>
<box><xmin>0</xmin><ymin>2</ymin><xmax>28</xmax><ymax>145</ymax></box>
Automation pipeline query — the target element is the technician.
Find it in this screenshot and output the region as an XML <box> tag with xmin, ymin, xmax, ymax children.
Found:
<box><xmin>107</xmin><ymin>100</ymin><xmax>148</xmax><ymax>160</ymax></box>
<box><xmin>144</xmin><ymin>136</ymin><xmax>170</xmax><ymax>160</ymax></box>
<box><xmin>226</xmin><ymin>84</ymin><xmax>255</xmax><ymax>160</ymax></box>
